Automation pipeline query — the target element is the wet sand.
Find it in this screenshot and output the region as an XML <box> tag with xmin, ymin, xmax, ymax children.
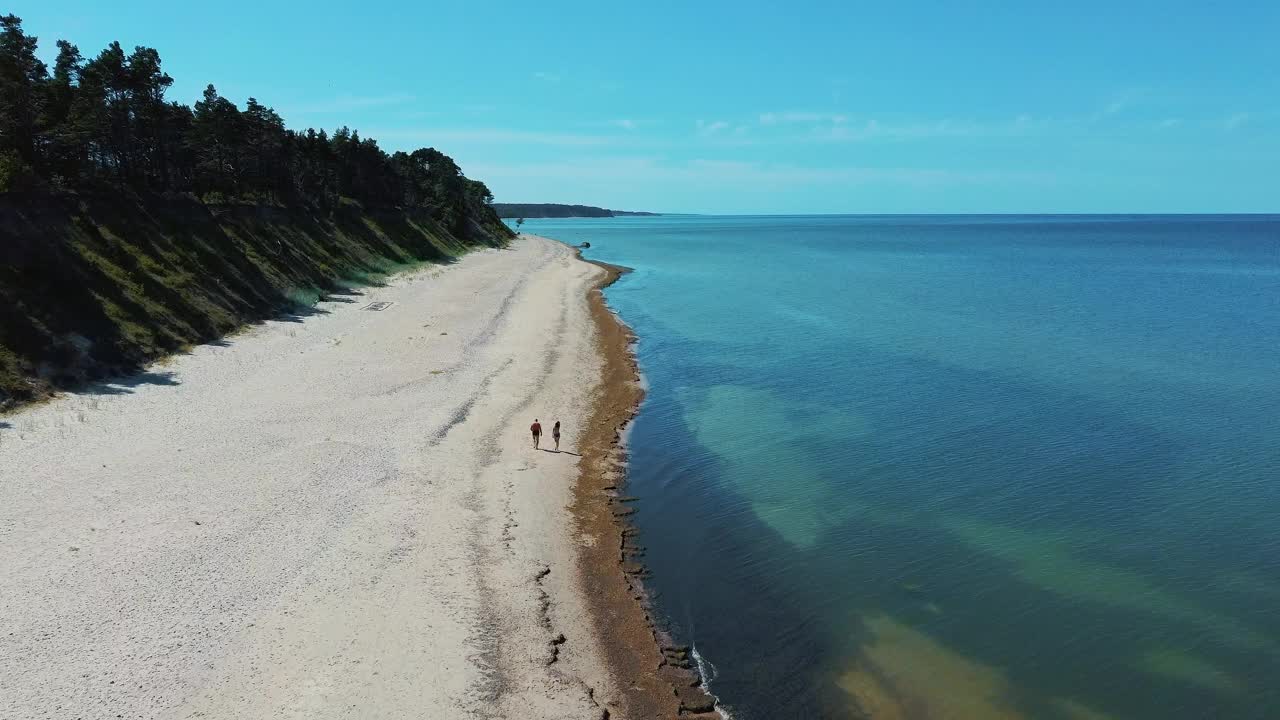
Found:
<box><xmin>570</xmin><ymin>251</ymin><xmax>722</xmax><ymax>719</ymax></box>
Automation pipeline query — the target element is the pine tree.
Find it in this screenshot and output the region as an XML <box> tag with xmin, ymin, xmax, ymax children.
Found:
<box><xmin>0</xmin><ymin>15</ymin><xmax>48</xmax><ymax>188</ymax></box>
<box><xmin>0</xmin><ymin>20</ymin><xmax>511</xmax><ymax>241</ymax></box>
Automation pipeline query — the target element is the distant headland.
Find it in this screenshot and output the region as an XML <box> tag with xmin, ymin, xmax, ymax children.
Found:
<box><xmin>493</xmin><ymin>203</ymin><xmax>659</xmax><ymax>218</ymax></box>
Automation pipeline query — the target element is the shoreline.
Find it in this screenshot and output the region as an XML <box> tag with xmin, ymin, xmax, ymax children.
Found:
<box><xmin>569</xmin><ymin>245</ymin><xmax>723</xmax><ymax>718</ymax></box>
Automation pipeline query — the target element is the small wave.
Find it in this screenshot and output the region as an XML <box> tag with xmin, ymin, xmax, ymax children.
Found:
<box><xmin>691</xmin><ymin>644</ymin><xmax>737</xmax><ymax>719</ymax></box>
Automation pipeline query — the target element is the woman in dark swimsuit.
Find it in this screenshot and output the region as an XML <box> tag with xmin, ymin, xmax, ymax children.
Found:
<box><xmin>552</xmin><ymin>421</ymin><xmax>561</xmax><ymax>452</ymax></box>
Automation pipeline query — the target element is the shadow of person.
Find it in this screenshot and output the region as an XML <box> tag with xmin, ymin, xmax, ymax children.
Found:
<box><xmin>540</xmin><ymin>448</ymin><xmax>582</xmax><ymax>456</ymax></box>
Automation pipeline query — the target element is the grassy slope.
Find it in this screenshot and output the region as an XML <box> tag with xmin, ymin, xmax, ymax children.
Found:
<box><xmin>0</xmin><ymin>193</ymin><xmax>511</xmax><ymax>405</ymax></box>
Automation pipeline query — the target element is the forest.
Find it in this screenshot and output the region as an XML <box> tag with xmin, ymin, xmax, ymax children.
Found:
<box><xmin>0</xmin><ymin>14</ymin><xmax>499</xmax><ymax>236</ymax></box>
<box><xmin>493</xmin><ymin>203</ymin><xmax>658</xmax><ymax>218</ymax></box>
<box><xmin>0</xmin><ymin>14</ymin><xmax>514</xmax><ymax>405</ymax></box>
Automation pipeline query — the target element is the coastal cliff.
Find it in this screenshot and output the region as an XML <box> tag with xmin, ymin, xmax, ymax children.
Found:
<box><xmin>0</xmin><ymin>193</ymin><xmax>511</xmax><ymax>405</ymax></box>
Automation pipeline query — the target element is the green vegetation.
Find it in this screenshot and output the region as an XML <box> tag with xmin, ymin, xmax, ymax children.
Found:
<box><xmin>0</xmin><ymin>15</ymin><xmax>502</xmax><ymax>228</ymax></box>
<box><xmin>0</xmin><ymin>15</ymin><xmax>513</xmax><ymax>406</ymax></box>
<box><xmin>0</xmin><ymin>193</ymin><xmax>504</xmax><ymax>406</ymax></box>
<box><xmin>493</xmin><ymin>203</ymin><xmax>658</xmax><ymax>218</ymax></box>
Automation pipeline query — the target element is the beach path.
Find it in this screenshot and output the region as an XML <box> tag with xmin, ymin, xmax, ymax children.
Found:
<box><xmin>0</xmin><ymin>236</ymin><xmax>613</xmax><ymax>719</ymax></box>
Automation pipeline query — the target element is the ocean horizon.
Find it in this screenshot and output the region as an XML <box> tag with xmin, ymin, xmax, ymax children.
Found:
<box><xmin>525</xmin><ymin>213</ymin><xmax>1280</xmax><ymax>719</ymax></box>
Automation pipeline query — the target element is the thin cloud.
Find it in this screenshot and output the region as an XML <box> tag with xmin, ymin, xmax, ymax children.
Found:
<box><xmin>744</xmin><ymin>113</ymin><xmax>1051</xmax><ymax>143</ymax></box>
<box><xmin>759</xmin><ymin>111</ymin><xmax>848</xmax><ymax>126</ymax></box>
<box><xmin>612</xmin><ymin>119</ymin><xmax>637</xmax><ymax>130</ymax></box>
<box><xmin>1224</xmin><ymin>112</ymin><xmax>1250</xmax><ymax>130</ymax></box>
<box><xmin>751</xmin><ymin>103</ymin><xmax>1228</xmax><ymax>143</ymax></box>
<box><xmin>532</xmin><ymin>71</ymin><xmax>561</xmax><ymax>83</ymax></box>
<box><xmin>697</xmin><ymin>119</ymin><xmax>731</xmax><ymax>135</ymax></box>
<box><xmin>809</xmin><ymin>118</ymin><xmax>991</xmax><ymax>142</ymax></box>
<box><xmin>468</xmin><ymin>156</ymin><xmax>1051</xmax><ymax>188</ymax></box>
<box><xmin>1089</xmin><ymin>91</ymin><xmax>1144</xmax><ymax>122</ymax></box>
<box><xmin>288</xmin><ymin>93</ymin><xmax>416</xmax><ymax>114</ymax></box>
<box><xmin>370</xmin><ymin>127</ymin><xmax>613</xmax><ymax>146</ymax></box>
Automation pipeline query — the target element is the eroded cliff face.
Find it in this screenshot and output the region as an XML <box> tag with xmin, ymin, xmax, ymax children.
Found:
<box><xmin>0</xmin><ymin>192</ymin><xmax>511</xmax><ymax>405</ymax></box>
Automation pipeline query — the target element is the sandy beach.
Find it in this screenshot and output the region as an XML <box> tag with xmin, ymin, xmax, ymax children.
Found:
<box><xmin>0</xmin><ymin>235</ymin><xmax>630</xmax><ymax>718</ymax></box>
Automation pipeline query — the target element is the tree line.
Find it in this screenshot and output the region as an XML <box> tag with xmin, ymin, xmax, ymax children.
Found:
<box><xmin>0</xmin><ymin>15</ymin><xmax>498</xmax><ymax>235</ymax></box>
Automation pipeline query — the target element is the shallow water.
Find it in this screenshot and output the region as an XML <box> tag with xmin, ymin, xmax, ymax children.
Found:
<box><xmin>525</xmin><ymin>215</ymin><xmax>1280</xmax><ymax>719</ymax></box>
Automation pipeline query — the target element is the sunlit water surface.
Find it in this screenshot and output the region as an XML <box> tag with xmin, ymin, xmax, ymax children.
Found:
<box><xmin>524</xmin><ymin>215</ymin><xmax>1280</xmax><ymax>720</ymax></box>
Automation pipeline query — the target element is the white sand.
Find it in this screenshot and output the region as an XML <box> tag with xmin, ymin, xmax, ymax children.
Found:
<box><xmin>0</xmin><ymin>236</ymin><xmax>614</xmax><ymax>719</ymax></box>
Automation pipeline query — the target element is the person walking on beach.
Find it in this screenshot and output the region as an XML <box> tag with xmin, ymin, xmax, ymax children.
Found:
<box><xmin>530</xmin><ymin>419</ymin><xmax>542</xmax><ymax>449</ymax></box>
<box><xmin>552</xmin><ymin>421</ymin><xmax>561</xmax><ymax>452</ymax></box>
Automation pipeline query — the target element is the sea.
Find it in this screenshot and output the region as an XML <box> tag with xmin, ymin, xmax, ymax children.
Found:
<box><xmin>521</xmin><ymin>215</ymin><xmax>1280</xmax><ymax>720</ymax></box>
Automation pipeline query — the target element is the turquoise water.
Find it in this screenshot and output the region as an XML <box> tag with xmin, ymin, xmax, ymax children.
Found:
<box><xmin>525</xmin><ymin>215</ymin><xmax>1280</xmax><ymax>720</ymax></box>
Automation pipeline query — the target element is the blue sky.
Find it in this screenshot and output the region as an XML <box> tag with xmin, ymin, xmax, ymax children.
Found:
<box><xmin>13</xmin><ymin>1</ymin><xmax>1279</xmax><ymax>213</ymax></box>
